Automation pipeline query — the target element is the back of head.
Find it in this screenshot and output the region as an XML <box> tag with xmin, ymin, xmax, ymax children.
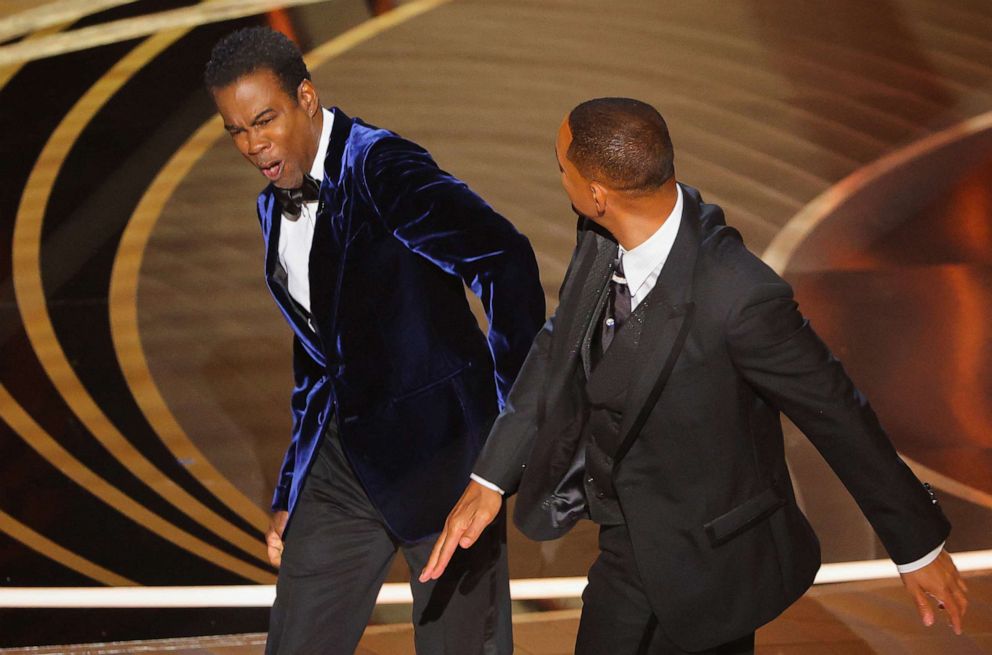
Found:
<box><xmin>567</xmin><ymin>98</ymin><xmax>674</xmax><ymax>194</ymax></box>
<box><xmin>204</xmin><ymin>26</ymin><xmax>310</xmax><ymax>97</ymax></box>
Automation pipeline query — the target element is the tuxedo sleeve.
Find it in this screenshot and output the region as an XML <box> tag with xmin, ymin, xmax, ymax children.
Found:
<box><xmin>271</xmin><ymin>335</ymin><xmax>325</xmax><ymax>511</ymax></box>
<box><xmin>472</xmin><ymin>313</ymin><xmax>556</xmax><ymax>494</ymax></box>
<box><xmin>363</xmin><ymin>136</ymin><xmax>546</xmax><ymax>408</ymax></box>
<box><xmin>725</xmin><ymin>280</ymin><xmax>950</xmax><ymax>565</ymax></box>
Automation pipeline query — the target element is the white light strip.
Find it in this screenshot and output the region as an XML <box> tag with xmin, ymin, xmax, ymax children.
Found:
<box><xmin>1</xmin><ymin>550</ymin><xmax>989</xmax><ymax>608</ymax></box>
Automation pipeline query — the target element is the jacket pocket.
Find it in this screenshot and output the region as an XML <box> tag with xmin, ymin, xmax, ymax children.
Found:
<box><xmin>703</xmin><ymin>483</ymin><xmax>786</xmax><ymax>547</ymax></box>
<box><xmin>390</xmin><ymin>362</ymin><xmax>471</xmax><ymax>402</ymax></box>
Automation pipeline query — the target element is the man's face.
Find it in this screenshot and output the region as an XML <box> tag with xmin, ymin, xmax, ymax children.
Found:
<box><xmin>554</xmin><ymin>117</ymin><xmax>598</xmax><ymax>221</ymax></box>
<box><xmin>212</xmin><ymin>68</ymin><xmax>319</xmax><ymax>189</ymax></box>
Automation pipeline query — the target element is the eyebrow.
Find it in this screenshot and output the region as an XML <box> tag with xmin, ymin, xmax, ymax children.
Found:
<box><xmin>224</xmin><ymin>108</ymin><xmax>276</xmax><ymax>132</ymax></box>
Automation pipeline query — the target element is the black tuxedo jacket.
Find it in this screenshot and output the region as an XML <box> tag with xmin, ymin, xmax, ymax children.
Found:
<box><xmin>474</xmin><ymin>184</ymin><xmax>949</xmax><ymax>650</ymax></box>
<box><xmin>258</xmin><ymin>109</ymin><xmax>545</xmax><ymax>542</ymax></box>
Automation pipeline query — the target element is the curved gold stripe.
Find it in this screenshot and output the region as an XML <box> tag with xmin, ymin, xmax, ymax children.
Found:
<box><xmin>0</xmin><ymin>21</ymin><xmax>71</xmax><ymax>91</ymax></box>
<box><xmin>110</xmin><ymin>0</ymin><xmax>457</xmax><ymax>533</ymax></box>
<box><xmin>0</xmin><ymin>0</ymin><xmax>328</xmax><ymax>67</ymax></box>
<box><xmin>0</xmin><ymin>0</ymin><xmax>136</xmax><ymax>43</ymax></box>
<box><xmin>0</xmin><ymin>507</ymin><xmax>136</xmax><ymax>587</ymax></box>
<box><xmin>0</xmin><ymin>384</ymin><xmax>274</xmax><ymax>583</ymax></box>
<box><xmin>11</xmin><ymin>27</ymin><xmax>271</xmax><ymax>571</ymax></box>
<box><xmin>111</xmin><ymin>114</ymin><xmax>270</xmax><ymax>533</ymax></box>
<box><xmin>762</xmin><ymin>109</ymin><xmax>992</xmax><ymax>510</ymax></box>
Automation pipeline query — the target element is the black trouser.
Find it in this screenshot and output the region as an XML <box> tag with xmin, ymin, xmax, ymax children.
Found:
<box><xmin>576</xmin><ymin>523</ymin><xmax>754</xmax><ymax>655</ymax></box>
<box><xmin>266</xmin><ymin>431</ymin><xmax>512</xmax><ymax>655</ymax></box>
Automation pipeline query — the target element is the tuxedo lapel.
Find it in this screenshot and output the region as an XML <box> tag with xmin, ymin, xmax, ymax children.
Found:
<box><xmin>261</xmin><ymin>191</ymin><xmax>324</xmax><ymax>361</ymax></box>
<box><xmin>615</xmin><ymin>188</ymin><xmax>702</xmax><ymax>459</ymax></box>
<box><xmin>553</xmin><ymin>225</ymin><xmax>617</xmax><ymax>377</ymax></box>
<box><xmin>307</xmin><ymin>107</ymin><xmax>354</xmax><ymax>342</ymax></box>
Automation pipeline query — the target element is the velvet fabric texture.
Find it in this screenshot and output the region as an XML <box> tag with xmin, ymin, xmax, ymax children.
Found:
<box><xmin>257</xmin><ymin>108</ymin><xmax>545</xmax><ymax>542</ymax></box>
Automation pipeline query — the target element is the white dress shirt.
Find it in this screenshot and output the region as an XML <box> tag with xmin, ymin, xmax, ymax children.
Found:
<box><xmin>278</xmin><ymin>107</ymin><xmax>334</xmax><ymax>314</ymax></box>
<box><xmin>472</xmin><ymin>183</ymin><xmax>942</xmax><ymax>572</ymax></box>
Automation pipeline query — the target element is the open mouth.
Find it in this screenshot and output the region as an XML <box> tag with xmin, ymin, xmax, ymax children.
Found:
<box><xmin>259</xmin><ymin>160</ymin><xmax>283</xmax><ymax>181</ymax></box>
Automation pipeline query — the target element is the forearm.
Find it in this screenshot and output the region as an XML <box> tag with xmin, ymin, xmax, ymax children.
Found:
<box><xmin>472</xmin><ymin>314</ymin><xmax>555</xmax><ymax>494</ymax></box>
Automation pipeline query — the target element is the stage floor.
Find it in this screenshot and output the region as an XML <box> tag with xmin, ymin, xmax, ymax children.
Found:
<box><xmin>3</xmin><ymin>571</ymin><xmax>990</xmax><ymax>655</ymax></box>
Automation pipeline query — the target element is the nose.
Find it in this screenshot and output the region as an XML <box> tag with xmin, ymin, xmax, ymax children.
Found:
<box><xmin>244</xmin><ymin>130</ymin><xmax>269</xmax><ymax>156</ymax></box>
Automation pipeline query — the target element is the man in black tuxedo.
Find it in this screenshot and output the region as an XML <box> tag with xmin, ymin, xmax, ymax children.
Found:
<box><xmin>421</xmin><ymin>98</ymin><xmax>968</xmax><ymax>654</ymax></box>
<box><xmin>205</xmin><ymin>27</ymin><xmax>544</xmax><ymax>654</ymax></box>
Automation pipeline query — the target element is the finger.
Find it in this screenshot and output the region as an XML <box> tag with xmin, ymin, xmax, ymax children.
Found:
<box><xmin>952</xmin><ymin>587</ymin><xmax>968</xmax><ymax>618</ymax></box>
<box><xmin>430</xmin><ymin>527</ymin><xmax>465</xmax><ymax>581</ymax></box>
<box><xmin>955</xmin><ymin>572</ymin><xmax>969</xmax><ymax>595</ymax></box>
<box><xmin>418</xmin><ymin>532</ymin><xmax>450</xmax><ymax>583</ymax></box>
<box><xmin>913</xmin><ymin>589</ymin><xmax>935</xmax><ymax>627</ymax></box>
<box><xmin>943</xmin><ymin>592</ymin><xmax>963</xmax><ymax>635</ymax></box>
<box><xmin>267</xmin><ymin>543</ymin><xmax>282</xmax><ymax>568</ymax></box>
<box><xmin>458</xmin><ymin>511</ymin><xmax>494</xmax><ymax>549</ymax></box>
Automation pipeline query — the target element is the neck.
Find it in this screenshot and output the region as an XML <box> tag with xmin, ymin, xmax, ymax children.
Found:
<box><xmin>306</xmin><ymin>107</ymin><xmax>325</xmax><ymax>171</ymax></box>
<box><xmin>604</xmin><ymin>179</ymin><xmax>678</xmax><ymax>250</ymax></box>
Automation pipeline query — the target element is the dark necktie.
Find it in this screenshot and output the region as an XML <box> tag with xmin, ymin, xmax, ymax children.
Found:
<box><xmin>273</xmin><ymin>173</ymin><xmax>320</xmax><ymax>219</ymax></box>
<box><xmin>601</xmin><ymin>256</ymin><xmax>631</xmax><ymax>353</ymax></box>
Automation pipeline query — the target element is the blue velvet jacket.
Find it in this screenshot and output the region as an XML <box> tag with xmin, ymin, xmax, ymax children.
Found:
<box><xmin>256</xmin><ymin>108</ymin><xmax>545</xmax><ymax>542</ymax></box>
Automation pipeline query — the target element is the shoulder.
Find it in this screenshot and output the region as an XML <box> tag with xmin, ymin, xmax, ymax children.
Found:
<box><xmin>347</xmin><ymin>118</ymin><xmax>428</xmax><ymax>165</ymax></box>
<box><xmin>692</xmin><ymin>202</ymin><xmax>792</xmax><ymax>311</ymax></box>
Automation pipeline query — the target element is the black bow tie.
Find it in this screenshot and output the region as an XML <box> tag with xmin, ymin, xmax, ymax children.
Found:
<box><xmin>274</xmin><ymin>174</ymin><xmax>320</xmax><ymax>219</ymax></box>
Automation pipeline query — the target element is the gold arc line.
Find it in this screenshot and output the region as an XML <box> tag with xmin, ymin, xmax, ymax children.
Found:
<box><xmin>0</xmin><ymin>19</ymin><xmax>108</xmax><ymax>576</ymax></box>
<box><xmin>0</xmin><ymin>385</ymin><xmax>273</xmax><ymax>583</ymax></box>
<box><xmin>0</xmin><ymin>21</ymin><xmax>71</xmax><ymax>91</ymax></box>
<box><xmin>0</xmin><ymin>0</ymin><xmax>137</xmax><ymax>43</ymax></box>
<box><xmin>761</xmin><ymin>109</ymin><xmax>992</xmax><ymax>510</ymax></box>
<box><xmin>110</xmin><ymin>0</ymin><xmax>456</xmax><ymax>532</ymax></box>
<box><xmin>0</xmin><ymin>507</ymin><xmax>136</xmax><ymax>587</ymax></box>
<box><xmin>0</xmin><ymin>0</ymin><xmax>328</xmax><ymax>67</ymax></box>
<box><xmin>110</xmin><ymin>114</ymin><xmax>270</xmax><ymax>533</ymax></box>
<box><xmin>11</xmin><ymin>27</ymin><xmax>271</xmax><ymax>573</ymax></box>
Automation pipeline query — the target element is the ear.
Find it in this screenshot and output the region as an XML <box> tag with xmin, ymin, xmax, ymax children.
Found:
<box><xmin>590</xmin><ymin>182</ymin><xmax>608</xmax><ymax>217</ymax></box>
<box><xmin>297</xmin><ymin>79</ymin><xmax>320</xmax><ymax>117</ymax></box>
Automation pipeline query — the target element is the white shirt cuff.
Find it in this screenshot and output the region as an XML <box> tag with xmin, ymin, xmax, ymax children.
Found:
<box><xmin>896</xmin><ymin>542</ymin><xmax>944</xmax><ymax>574</ymax></box>
<box><xmin>470</xmin><ymin>473</ymin><xmax>505</xmax><ymax>495</ymax></box>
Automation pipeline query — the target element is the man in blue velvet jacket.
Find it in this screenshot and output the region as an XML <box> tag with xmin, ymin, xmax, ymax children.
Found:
<box><xmin>205</xmin><ymin>27</ymin><xmax>545</xmax><ymax>654</ymax></box>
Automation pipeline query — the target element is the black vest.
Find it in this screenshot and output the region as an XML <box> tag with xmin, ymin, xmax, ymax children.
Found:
<box><xmin>580</xmin><ymin>284</ymin><xmax>649</xmax><ymax>525</ymax></box>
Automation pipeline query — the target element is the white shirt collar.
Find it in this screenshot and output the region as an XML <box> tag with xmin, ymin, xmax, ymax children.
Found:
<box><xmin>618</xmin><ymin>184</ymin><xmax>683</xmax><ymax>298</ymax></box>
<box><xmin>308</xmin><ymin>107</ymin><xmax>334</xmax><ymax>182</ymax></box>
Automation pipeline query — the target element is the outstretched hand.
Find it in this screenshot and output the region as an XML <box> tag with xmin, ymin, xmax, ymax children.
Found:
<box><xmin>900</xmin><ymin>549</ymin><xmax>968</xmax><ymax>635</ymax></box>
<box><xmin>418</xmin><ymin>480</ymin><xmax>502</xmax><ymax>582</ymax></box>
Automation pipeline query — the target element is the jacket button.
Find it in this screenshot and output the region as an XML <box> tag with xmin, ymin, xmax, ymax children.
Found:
<box><xmin>587</xmin><ymin>477</ymin><xmax>595</xmax><ymax>484</ymax></box>
<box><xmin>596</xmin><ymin>491</ymin><xmax>605</xmax><ymax>499</ymax></box>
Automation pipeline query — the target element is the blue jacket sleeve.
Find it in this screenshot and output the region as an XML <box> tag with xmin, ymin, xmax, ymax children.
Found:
<box><xmin>363</xmin><ymin>135</ymin><xmax>546</xmax><ymax>407</ymax></box>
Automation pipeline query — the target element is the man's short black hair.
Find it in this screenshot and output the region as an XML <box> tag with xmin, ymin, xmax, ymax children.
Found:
<box><xmin>567</xmin><ymin>98</ymin><xmax>675</xmax><ymax>193</ymax></box>
<box><xmin>204</xmin><ymin>26</ymin><xmax>310</xmax><ymax>98</ymax></box>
